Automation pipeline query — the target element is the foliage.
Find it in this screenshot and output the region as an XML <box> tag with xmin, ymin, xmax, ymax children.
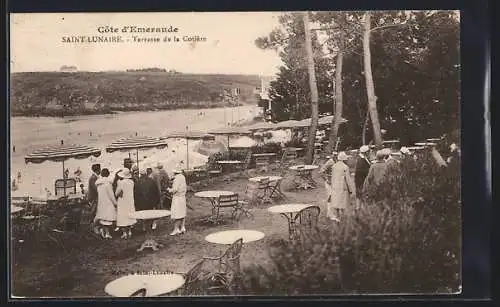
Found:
<box><xmin>240</xmin><ymin>150</ymin><xmax>460</xmax><ymax>294</ymax></box>
<box><xmin>10</xmin><ymin>72</ymin><xmax>260</xmax><ymax>117</ymax></box>
<box><xmin>260</xmin><ymin>11</ymin><xmax>459</xmax><ymax>147</ymax></box>
<box><xmin>256</xmin><ymin>13</ymin><xmax>334</xmax><ymax>122</ymax></box>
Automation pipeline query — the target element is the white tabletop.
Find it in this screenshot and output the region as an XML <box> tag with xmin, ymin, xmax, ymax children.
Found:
<box><xmin>252</xmin><ymin>153</ymin><xmax>277</xmax><ymax>157</ymax></box>
<box><xmin>406</xmin><ymin>146</ymin><xmax>424</xmax><ymax>150</ymax></box>
<box><xmin>287</xmin><ymin>147</ymin><xmax>304</xmax><ymax>151</ymax></box>
<box><xmin>248</xmin><ymin>176</ymin><xmax>282</xmax><ymax>183</ymax></box>
<box><xmin>105</xmin><ymin>273</ymin><xmax>185</xmax><ymax>297</ymax></box>
<box><xmin>205</xmin><ymin>229</ymin><xmax>265</xmax><ymax>244</ymax></box>
<box><xmin>11</xmin><ymin>205</ymin><xmax>24</xmax><ymax>214</ymax></box>
<box><xmin>130</xmin><ymin>210</ymin><xmax>171</xmax><ymax>220</ymax></box>
<box><xmin>289</xmin><ymin>165</ymin><xmax>319</xmax><ymax>171</ymax></box>
<box><xmin>268</xmin><ymin>204</ymin><xmax>312</xmax><ymax>214</ymax></box>
<box><xmin>383</xmin><ymin>140</ymin><xmax>400</xmax><ymax>143</ymax></box>
<box><xmin>217</xmin><ymin>160</ymin><xmax>242</xmax><ymax>164</ymax></box>
<box><xmin>415</xmin><ymin>142</ymin><xmax>437</xmax><ymax>146</ymax></box>
<box><xmin>194</xmin><ymin>190</ymin><xmax>235</xmax><ymax>198</ymax></box>
<box><xmin>426</xmin><ymin>138</ymin><xmax>442</xmax><ymax>142</ymax></box>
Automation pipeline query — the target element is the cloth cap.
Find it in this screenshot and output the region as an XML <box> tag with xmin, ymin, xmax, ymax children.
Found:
<box><xmin>359</xmin><ymin>145</ymin><xmax>370</xmax><ymax>153</ymax></box>
<box><xmin>337</xmin><ymin>152</ymin><xmax>348</xmax><ymax>161</ymax></box>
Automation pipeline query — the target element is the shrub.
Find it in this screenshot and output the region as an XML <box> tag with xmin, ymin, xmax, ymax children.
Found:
<box><xmin>240</xmin><ymin>151</ymin><xmax>461</xmax><ymax>294</ymax></box>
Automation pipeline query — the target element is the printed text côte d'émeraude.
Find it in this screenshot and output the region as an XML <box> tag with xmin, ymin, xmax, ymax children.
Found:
<box><xmin>61</xmin><ymin>25</ymin><xmax>181</xmax><ymax>43</ymax></box>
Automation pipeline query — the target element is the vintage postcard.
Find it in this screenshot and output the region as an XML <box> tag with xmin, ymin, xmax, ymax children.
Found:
<box><xmin>9</xmin><ymin>11</ymin><xmax>461</xmax><ymax>298</ymax></box>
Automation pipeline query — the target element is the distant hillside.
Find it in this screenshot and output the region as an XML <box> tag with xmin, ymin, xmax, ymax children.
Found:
<box><xmin>10</xmin><ymin>71</ymin><xmax>261</xmax><ymax>117</ymax></box>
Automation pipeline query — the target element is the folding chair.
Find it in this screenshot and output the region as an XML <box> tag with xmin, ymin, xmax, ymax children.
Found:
<box><xmin>255</xmin><ymin>156</ymin><xmax>270</xmax><ymax>173</ymax></box>
<box><xmin>213</xmin><ymin>193</ymin><xmax>249</xmax><ymax>224</ymax></box>
<box><xmin>239</xmin><ymin>151</ymin><xmax>254</xmax><ymax>178</ymax></box>
<box><xmin>268</xmin><ymin>177</ymin><xmax>286</xmax><ymax>200</ymax></box>
<box><xmin>279</xmin><ymin>149</ymin><xmax>298</xmax><ymax>176</ymax></box>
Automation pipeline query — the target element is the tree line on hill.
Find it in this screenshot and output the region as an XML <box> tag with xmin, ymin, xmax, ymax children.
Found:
<box><xmin>10</xmin><ymin>72</ymin><xmax>260</xmax><ymax>117</ymax></box>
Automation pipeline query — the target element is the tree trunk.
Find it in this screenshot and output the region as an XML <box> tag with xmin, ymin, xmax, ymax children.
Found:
<box><xmin>362</xmin><ymin>12</ymin><xmax>383</xmax><ymax>147</ymax></box>
<box><xmin>327</xmin><ymin>30</ymin><xmax>345</xmax><ymax>153</ymax></box>
<box><xmin>303</xmin><ymin>12</ymin><xmax>319</xmax><ymax>164</ymax></box>
<box><xmin>361</xmin><ymin>109</ymin><xmax>370</xmax><ymax>145</ymax></box>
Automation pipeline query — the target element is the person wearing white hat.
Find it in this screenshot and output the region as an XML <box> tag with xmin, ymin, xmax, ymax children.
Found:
<box><xmin>400</xmin><ymin>146</ymin><xmax>411</xmax><ymax>156</ymax></box>
<box><xmin>328</xmin><ymin>151</ymin><xmax>355</xmax><ymax>222</ymax></box>
<box><xmin>354</xmin><ymin>145</ymin><xmax>371</xmax><ymax>206</ymax></box>
<box><xmin>319</xmin><ymin>150</ymin><xmax>338</xmax><ymax>204</ymax></box>
<box><xmin>167</xmin><ymin>167</ymin><xmax>187</xmax><ymax>235</ymax></box>
<box><xmin>363</xmin><ymin>150</ymin><xmax>388</xmax><ymax>191</ymax></box>
<box><xmin>383</xmin><ymin>148</ymin><xmax>399</xmax><ymax>171</ymax></box>
<box><xmin>115</xmin><ymin>168</ymin><xmax>137</xmax><ymax>239</ymax></box>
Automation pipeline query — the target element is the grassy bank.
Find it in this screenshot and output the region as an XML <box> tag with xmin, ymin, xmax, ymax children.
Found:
<box><xmin>11</xmin><ymin>72</ymin><xmax>261</xmax><ymax>117</ymax></box>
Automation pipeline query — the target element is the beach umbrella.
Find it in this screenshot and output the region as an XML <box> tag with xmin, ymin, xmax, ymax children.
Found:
<box><xmin>164</xmin><ymin>129</ymin><xmax>215</xmax><ymax>169</ymax></box>
<box><xmin>105</xmin><ymin>136</ymin><xmax>169</xmax><ymax>170</ymax></box>
<box><xmin>209</xmin><ymin>126</ymin><xmax>252</xmax><ymax>148</ymax></box>
<box><xmin>300</xmin><ymin>116</ymin><xmax>348</xmax><ymax>126</ymax></box>
<box><xmin>24</xmin><ymin>143</ymin><xmax>102</xmax><ymax>195</ymax></box>
<box><xmin>245</xmin><ymin>121</ymin><xmax>277</xmax><ymax>131</ymax></box>
<box><xmin>275</xmin><ymin>120</ymin><xmax>309</xmax><ymax>129</ymax></box>
<box><xmin>230</xmin><ymin>136</ymin><xmax>258</xmax><ymax>148</ymax></box>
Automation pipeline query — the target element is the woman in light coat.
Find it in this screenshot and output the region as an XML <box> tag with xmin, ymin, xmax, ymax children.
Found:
<box><xmin>95</xmin><ymin>168</ymin><xmax>117</xmax><ymax>239</ymax></box>
<box><xmin>115</xmin><ymin>169</ymin><xmax>137</xmax><ymax>239</ymax></box>
<box><xmin>167</xmin><ymin>168</ymin><xmax>187</xmax><ymax>236</ymax></box>
<box><xmin>329</xmin><ymin>152</ymin><xmax>355</xmax><ymax>221</ymax></box>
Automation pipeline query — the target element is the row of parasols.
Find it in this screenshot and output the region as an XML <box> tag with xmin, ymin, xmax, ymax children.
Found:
<box><xmin>23</xmin><ymin>115</ymin><xmax>346</xmax><ymax>185</ymax></box>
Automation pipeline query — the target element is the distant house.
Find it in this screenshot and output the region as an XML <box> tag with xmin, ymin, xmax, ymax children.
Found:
<box><xmin>60</xmin><ymin>65</ymin><xmax>78</xmax><ymax>73</ymax></box>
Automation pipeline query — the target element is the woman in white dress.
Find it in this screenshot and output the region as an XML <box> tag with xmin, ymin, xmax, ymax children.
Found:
<box><xmin>95</xmin><ymin>168</ymin><xmax>117</xmax><ymax>239</ymax></box>
<box><xmin>115</xmin><ymin>169</ymin><xmax>137</xmax><ymax>239</ymax></box>
<box><xmin>329</xmin><ymin>152</ymin><xmax>355</xmax><ymax>221</ymax></box>
<box><xmin>167</xmin><ymin>168</ymin><xmax>187</xmax><ymax>236</ymax></box>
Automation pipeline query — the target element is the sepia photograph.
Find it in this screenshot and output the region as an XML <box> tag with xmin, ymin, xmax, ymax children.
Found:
<box><xmin>9</xmin><ymin>11</ymin><xmax>461</xmax><ymax>298</ymax></box>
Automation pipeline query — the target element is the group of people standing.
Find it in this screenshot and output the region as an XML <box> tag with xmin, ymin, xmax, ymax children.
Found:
<box><xmin>86</xmin><ymin>159</ymin><xmax>188</xmax><ymax>239</ymax></box>
<box><xmin>319</xmin><ymin>144</ymin><xmax>440</xmax><ymax>221</ymax></box>
<box><xmin>320</xmin><ymin>143</ymin><xmax>460</xmax><ymax>221</ymax></box>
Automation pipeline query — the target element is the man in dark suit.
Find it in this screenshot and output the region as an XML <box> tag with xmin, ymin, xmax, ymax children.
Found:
<box><xmin>87</xmin><ymin>163</ymin><xmax>101</xmax><ymax>234</ymax></box>
<box><xmin>355</xmin><ymin>145</ymin><xmax>371</xmax><ymax>205</ymax></box>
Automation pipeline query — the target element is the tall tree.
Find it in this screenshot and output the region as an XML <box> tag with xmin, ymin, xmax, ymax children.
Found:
<box><xmin>256</xmin><ymin>13</ymin><xmax>332</xmax><ymax>122</ymax></box>
<box><xmin>302</xmin><ymin>12</ymin><xmax>320</xmax><ymax>164</ymax></box>
<box><xmin>362</xmin><ymin>12</ymin><xmax>383</xmax><ymax>147</ymax></box>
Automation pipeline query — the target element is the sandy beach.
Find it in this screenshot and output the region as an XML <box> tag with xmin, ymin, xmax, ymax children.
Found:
<box><xmin>10</xmin><ymin>105</ymin><xmax>261</xmax><ymax>196</ymax></box>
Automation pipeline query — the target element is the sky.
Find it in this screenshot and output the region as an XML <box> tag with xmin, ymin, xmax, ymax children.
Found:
<box><xmin>10</xmin><ymin>12</ymin><xmax>284</xmax><ymax>76</ymax></box>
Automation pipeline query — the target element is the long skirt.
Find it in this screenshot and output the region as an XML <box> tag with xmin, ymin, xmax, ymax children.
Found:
<box><xmin>170</xmin><ymin>195</ymin><xmax>186</xmax><ymax>220</ymax></box>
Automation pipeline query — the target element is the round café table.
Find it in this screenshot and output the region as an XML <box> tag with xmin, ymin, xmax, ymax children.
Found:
<box><xmin>195</xmin><ymin>190</ymin><xmax>235</xmax><ymax>223</ymax></box>
<box><xmin>289</xmin><ymin>165</ymin><xmax>319</xmax><ymax>190</ymax></box>
<box><xmin>426</xmin><ymin>138</ymin><xmax>442</xmax><ymax>142</ymax></box>
<box><xmin>268</xmin><ymin>204</ymin><xmax>313</xmax><ymax>239</ymax></box>
<box><xmin>415</xmin><ymin>142</ymin><xmax>437</xmax><ymax>147</ymax></box>
<box><xmin>105</xmin><ymin>273</ymin><xmax>185</xmax><ymax>297</ymax></box>
<box><xmin>130</xmin><ymin>210</ymin><xmax>171</xmax><ymax>252</ymax></box>
<box><xmin>205</xmin><ymin>229</ymin><xmax>265</xmax><ymax>245</ymax></box>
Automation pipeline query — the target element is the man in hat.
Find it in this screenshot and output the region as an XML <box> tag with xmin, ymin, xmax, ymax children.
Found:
<box><xmin>363</xmin><ymin>150</ymin><xmax>388</xmax><ymax>191</ymax></box>
<box><xmin>154</xmin><ymin>162</ymin><xmax>171</xmax><ymax>210</ymax></box>
<box><xmin>355</xmin><ymin>145</ymin><xmax>371</xmax><ymax>205</ymax></box>
<box><xmin>88</xmin><ymin>163</ymin><xmax>101</xmax><ymax>234</ymax></box>
<box><xmin>382</xmin><ymin>148</ymin><xmax>399</xmax><ymax>172</ymax></box>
